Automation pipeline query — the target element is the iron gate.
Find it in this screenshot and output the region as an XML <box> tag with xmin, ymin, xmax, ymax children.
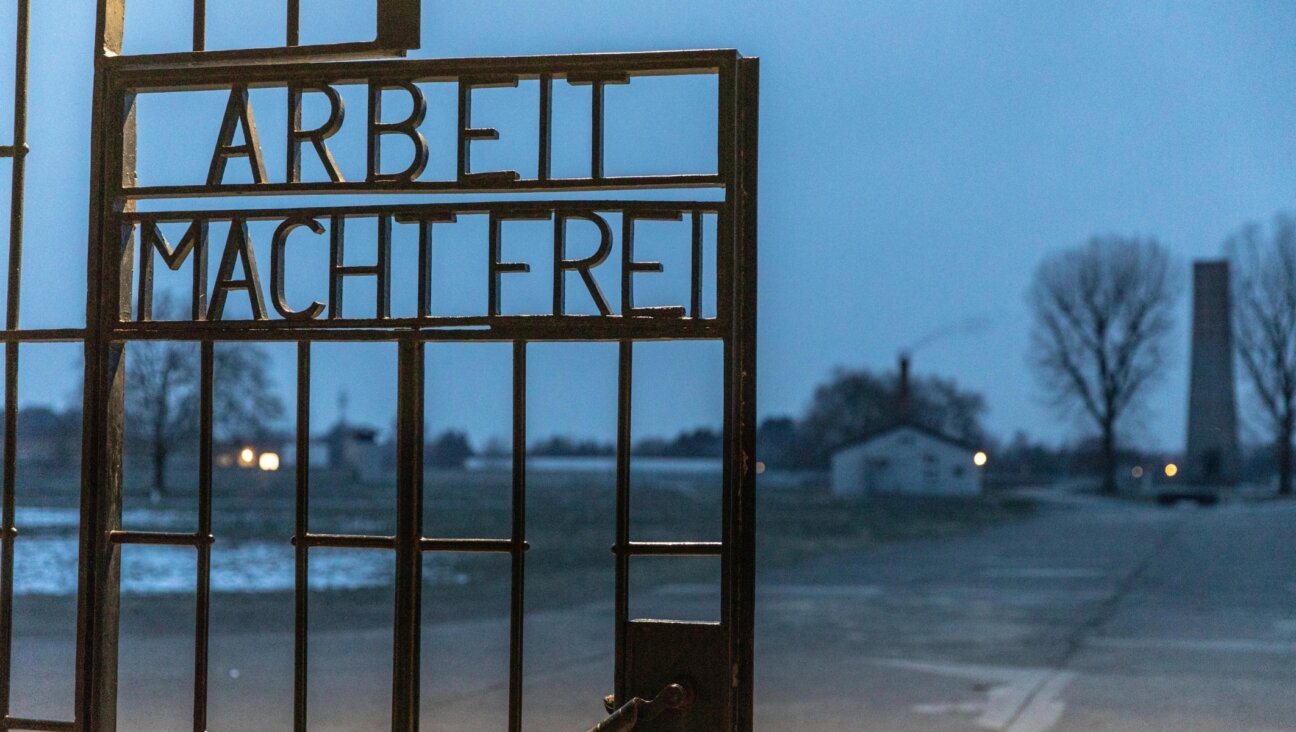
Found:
<box><xmin>0</xmin><ymin>1</ymin><xmax>758</xmax><ymax>730</ymax></box>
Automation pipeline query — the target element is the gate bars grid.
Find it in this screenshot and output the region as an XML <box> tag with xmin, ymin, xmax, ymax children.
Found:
<box><xmin>133</xmin><ymin>0</ymin><xmax>421</xmax><ymax>65</ymax></box>
<box><xmin>0</xmin><ymin>2</ymin><xmax>760</xmax><ymax>730</ymax></box>
<box><xmin>0</xmin><ymin>1</ymin><xmax>107</xmax><ymax>730</ymax></box>
<box><xmin>1</xmin><ymin>2</ymin><xmax>88</xmax><ymax>730</ymax></box>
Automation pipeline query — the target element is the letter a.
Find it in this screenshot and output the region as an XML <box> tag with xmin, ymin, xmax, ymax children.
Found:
<box><xmin>208</xmin><ymin>220</ymin><xmax>268</xmax><ymax>321</ymax></box>
<box><xmin>208</xmin><ymin>85</ymin><xmax>269</xmax><ymax>186</ymax></box>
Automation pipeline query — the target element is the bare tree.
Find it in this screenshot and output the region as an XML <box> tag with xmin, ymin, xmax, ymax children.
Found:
<box><xmin>1028</xmin><ymin>236</ymin><xmax>1179</xmax><ymax>494</ymax></box>
<box><xmin>211</xmin><ymin>345</ymin><xmax>284</xmax><ymax>443</ymax></box>
<box><xmin>1227</xmin><ymin>215</ymin><xmax>1296</xmax><ymax>495</ymax></box>
<box><xmin>125</xmin><ymin>336</ymin><xmax>197</xmax><ymax>502</ymax></box>
<box><xmin>126</xmin><ymin>295</ymin><xmax>284</xmax><ymax>500</ymax></box>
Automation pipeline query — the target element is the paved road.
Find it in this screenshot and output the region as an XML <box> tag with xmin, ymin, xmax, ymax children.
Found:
<box><xmin>755</xmin><ymin>492</ymin><xmax>1296</xmax><ymax>732</ymax></box>
<box><xmin>12</xmin><ymin>492</ymin><xmax>1296</xmax><ymax>730</ymax></box>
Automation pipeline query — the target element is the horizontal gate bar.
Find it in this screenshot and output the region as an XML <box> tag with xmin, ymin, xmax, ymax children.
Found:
<box><xmin>108</xmin><ymin>530</ymin><xmax>213</xmax><ymax>547</ymax></box>
<box><xmin>112</xmin><ymin>321</ymin><xmax>726</xmax><ymax>342</ymax></box>
<box><xmin>0</xmin><ymin>329</ymin><xmax>85</xmax><ymax>342</ymax></box>
<box><xmin>292</xmin><ymin>533</ymin><xmax>394</xmax><ymax>550</ymax></box>
<box><xmin>420</xmin><ymin>538</ymin><xmax>525</xmax><ymax>553</ymax></box>
<box><xmin>125</xmin><ymin>176</ymin><xmax>723</xmax><ymax>200</ymax></box>
<box><xmin>120</xmin><ymin>200</ymin><xmax>725</xmax><ymax>222</ymax></box>
<box><xmin>111</xmin><ymin>49</ymin><xmax>736</xmax><ymax>89</ymax></box>
<box><xmin>614</xmin><ymin>541</ymin><xmax>724</xmax><ymax>557</ymax></box>
<box><xmin>1</xmin><ymin>717</ymin><xmax>76</xmax><ymax>731</ymax></box>
<box><xmin>291</xmin><ymin>535</ymin><xmax>532</xmax><ymax>552</ymax></box>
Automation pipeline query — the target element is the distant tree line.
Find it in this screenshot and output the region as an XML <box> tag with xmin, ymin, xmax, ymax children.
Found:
<box><xmin>0</xmin><ymin>406</ymin><xmax>83</xmax><ymax>466</ymax></box>
<box><xmin>1026</xmin><ymin>218</ymin><xmax>1296</xmax><ymax>496</ymax></box>
<box><xmin>1228</xmin><ymin>215</ymin><xmax>1296</xmax><ymax>495</ymax></box>
<box><xmin>424</xmin><ymin>427</ymin><xmax>728</xmax><ymax>470</ymax></box>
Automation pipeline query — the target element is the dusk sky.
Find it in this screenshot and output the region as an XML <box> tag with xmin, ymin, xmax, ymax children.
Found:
<box><xmin>5</xmin><ymin>1</ymin><xmax>1296</xmax><ymax>450</ymax></box>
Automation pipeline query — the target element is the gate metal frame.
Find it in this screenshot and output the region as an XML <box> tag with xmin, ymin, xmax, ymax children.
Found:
<box><xmin>0</xmin><ymin>2</ymin><xmax>758</xmax><ymax>730</ymax></box>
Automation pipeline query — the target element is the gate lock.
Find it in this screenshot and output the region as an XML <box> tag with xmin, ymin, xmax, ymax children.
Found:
<box><xmin>587</xmin><ymin>682</ymin><xmax>695</xmax><ymax>732</ymax></box>
<box><xmin>587</xmin><ymin>619</ymin><xmax>728</xmax><ymax>731</ymax></box>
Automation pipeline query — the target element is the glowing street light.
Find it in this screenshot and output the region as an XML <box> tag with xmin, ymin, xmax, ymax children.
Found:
<box><xmin>238</xmin><ymin>447</ymin><xmax>256</xmax><ymax>468</ymax></box>
<box><xmin>1164</xmin><ymin>463</ymin><xmax>1179</xmax><ymax>478</ymax></box>
<box><xmin>973</xmin><ymin>451</ymin><xmax>988</xmax><ymax>468</ymax></box>
<box><xmin>258</xmin><ymin>452</ymin><xmax>280</xmax><ymax>472</ymax></box>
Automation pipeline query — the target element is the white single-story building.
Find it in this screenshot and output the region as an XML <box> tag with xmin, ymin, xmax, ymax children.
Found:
<box><xmin>831</xmin><ymin>422</ymin><xmax>984</xmax><ymax>497</ymax></box>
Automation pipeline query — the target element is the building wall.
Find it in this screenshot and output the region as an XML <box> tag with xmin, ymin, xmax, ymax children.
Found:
<box><xmin>831</xmin><ymin>427</ymin><xmax>982</xmax><ymax>496</ymax></box>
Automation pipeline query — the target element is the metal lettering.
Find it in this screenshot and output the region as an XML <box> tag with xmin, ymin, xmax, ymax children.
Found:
<box><xmin>568</xmin><ymin>73</ymin><xmax>629</xmax><ymax>179</ymax></box>
<box><xmin>329</xmin><ymin>215</ymin><xmax>392</xmax><ymax>318</ymax></box>
<box><xmin>488</xmin><ymin>210</ymin><xmax>545</xmax><ymax>317</ymax></box>
<box><xmin>554</xmin><ymin>211</ymin><xmax>613</xmax><ymax>316</ymax></box>
<box><xmin>207</xmin><ymin>85</ymin><xmax>268</xmax><ymax>186</ymax></box>
<box><xmin>135</xmin><ymin>219</ymin><xmax>209</xmax><ymax>321</ymax></box>
<box><xmin>622</xmin><ymin>210</ymin><xmax>687</xmax><ymax>318</ymax></box>
<box><xmin>458</xmin><ymin>75</ymin><xmax>522</xmax><ymax>184</ymax></box>
<box><xmin>287</xmin><ymin>84</ymin><xmax>346</xmax><ymax>183</ymax></box>
<box><xmin>208</xmin><ymin>219</ymin><xmax>267</xmax><ymax>320</ymax></box>
<box><xmin>367</xmin><ymin>81</ymin><xmax>429</xmax><ymax>183</ymax></box>
<box><xmin>270</xmin><ymin>216</ymin><xmax>327</xmax><ymax>320</ymax></box>
<box><xmin>394</xmin><ymin>211</ymin><xmax>458</xmax><ymax>318</ymax></box>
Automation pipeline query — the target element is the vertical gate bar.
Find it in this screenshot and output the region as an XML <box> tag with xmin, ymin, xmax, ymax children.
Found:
<box><xmin>713</xmin><ymin>56</ymin><xmax>737</xmax><ymax>330</ymax></box>
<box><xmin>192</xmin><ymin>341</ymin><xmax>214</xmax><ymax>732</ymax></box>
<box><xmin>716</xmin><ymin>55</ymin><xmax>739</xmax><ymax>732</ymax></box>
<box><xmin>0</xmin><ymin>1</ymin><xmax>26</xmax><ymax>717</ymax></box>
<box><xmin>612</xmin><ymin>340</ymin><xmax>631</xmax><ymax>705</ymax></box>
<box><xmin>286</xmin><ymin>0</ymin><xmax>300</xmax><ymax>47</ymax></box>
<box><xmin>192</xmin><ymin>0</ymin><xmax>206</xmax><ymax>52</ymax></box>
<box><xmin>590</xmin><ymin>82</ymin><xmax>605</xmax><ymax>179</ymax></box>
<box><xmin>0</xmin><ymin>343</ymin><xmax>15</xmax><ymax>725</ymax></box>
<box><xmin>391</xmin><ymin>340</ymin><xmax>423</xmax><ymax>732</ymax></box>
<box><xmin>690</xmin><ymin>212</ymin><xmax>703</xmax><ymax>319</ymax></box>
<box><xmin>507</xmin><ymin>340</ymin><xmax>526</xmax><ymax>732</ymax></box>
<box><xmin>79</xmin><ymin>4</ymin><xmax>128</xmax><ymax>728</ymax></box>
<box><xmin>7</xmin><ymin>0</ymin><xmax>29</xmax><ymax>333</ymax></box>
<box><xmin>537</xmin><ymin>74</ymin><xmax>552</xmax><ymax>181</ymax></box>
<box><xmin>732</xmin><ymin>57</ymin><xmax>760</xmax><ymax>732</ymax></box>
<box><xmin>293</xmin><ymin>342</ymin><xmax>310</xmax><ymax>732</ymax></box>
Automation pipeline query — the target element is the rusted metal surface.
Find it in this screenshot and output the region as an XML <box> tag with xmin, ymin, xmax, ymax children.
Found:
<box><xmin>625</xmin><ymin>621</ymin><xmax>727</xmax><ymax>732</ymax></box>
<box><xmin>0</xmin><ymin>1</ymin><xmax>759</xmax><ymax>730</ymax></box>
<box><xmin>589</xmin><ymin>682</ymin><xmax>693</xmax><ymax>732</ymax></box>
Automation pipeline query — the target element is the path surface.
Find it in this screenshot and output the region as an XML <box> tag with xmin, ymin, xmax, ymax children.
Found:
<box><xmin>755</xmin><ymin>493</ymin><xmax>1296</xmax><ymax>732</ymax></box>
<box><xmin>11</xmin><ymin>492</ymin><xmax>1296</xmax><ymax>730</ymax></box>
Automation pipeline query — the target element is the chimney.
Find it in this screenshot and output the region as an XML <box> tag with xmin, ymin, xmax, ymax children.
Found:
<box><xmin>897</xmin><ymin>352</ymin><xmax>911</xmax><ymax>422</ymax></box>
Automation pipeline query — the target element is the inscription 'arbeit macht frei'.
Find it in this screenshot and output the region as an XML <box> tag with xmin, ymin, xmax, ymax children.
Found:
<box><xmin>125</xmin><ymin>203</ymin><xmax>718</xmax><ymax>323</ymax></box>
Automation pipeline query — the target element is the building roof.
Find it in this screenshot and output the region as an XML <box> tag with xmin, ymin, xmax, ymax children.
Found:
<box><xmin>833</xmin><ymin>421</ymin><xmax>980</xmax><ymax>454</ymax></box>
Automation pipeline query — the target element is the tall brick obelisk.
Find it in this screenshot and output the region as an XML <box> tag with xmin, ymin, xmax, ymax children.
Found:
<box><xmin>1185</xmin><ymin>260</ymin><xmax>1239</xmax><ymax>484</ymax></box>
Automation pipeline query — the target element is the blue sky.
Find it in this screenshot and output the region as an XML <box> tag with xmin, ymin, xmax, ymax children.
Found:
<box><xmin>5</xmin><ymin>1</ymin><xmax>1296</xmax><ymax>449</ymax></box>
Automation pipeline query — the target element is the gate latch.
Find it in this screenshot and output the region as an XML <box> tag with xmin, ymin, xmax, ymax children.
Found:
<box><xmin>586</xmin><ymin>682</ymin><xmax>694</xmax><ymax>732</ymax></box>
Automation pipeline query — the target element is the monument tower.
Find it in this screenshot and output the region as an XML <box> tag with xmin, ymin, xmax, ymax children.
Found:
<box><xmin>1185</xmin><ymin>260</ymin><xmax>1240</xmax><ymax>484</ymax></box>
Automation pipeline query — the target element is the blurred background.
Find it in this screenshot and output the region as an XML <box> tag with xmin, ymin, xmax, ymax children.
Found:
<box><xmin>2</xmin><ymin>2</ymin><xmax>1296</xmax><ymax>731</ymax></box>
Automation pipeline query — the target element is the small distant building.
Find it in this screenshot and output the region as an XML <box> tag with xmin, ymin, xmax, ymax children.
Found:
<box><xmin>316</xmin><ymin>421</ymin><xmax>385</xmax><ymax>483</ymax></box>
<box><xmin>831</xmin><ymin>423</ymin><xmax>984</xmax><ymax>497</ymax></box>
<box><xmin>12</xmin><ymin>407</ymin><xmax>79</xmax><ymax>466</ymax></box>
<box><xmin>831</xmin><ymin>354</ymin><xmax>986</xmax><ymax>497</ymax></box>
